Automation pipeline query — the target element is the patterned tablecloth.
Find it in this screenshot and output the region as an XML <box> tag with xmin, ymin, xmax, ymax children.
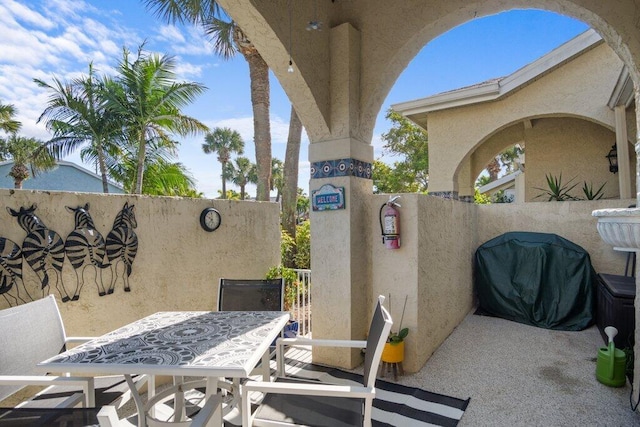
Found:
<box><xmin>38</xmin><ymin>311</ymin><xmax>290</xmax><ymax>378</ymax></box>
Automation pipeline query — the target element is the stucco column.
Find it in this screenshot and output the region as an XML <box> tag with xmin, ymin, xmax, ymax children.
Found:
<box><xmin>457</xmin><ymin>161</ymin><xmax>474</xmax><ymax>202</ymax></box>
<box><xmin>614</xmin><ymin>105</ymin><xmax>632</xmax><ymax>199</ymax></box>
<box><xmin>309</xmin><ymin>153</ymin><xmax>373</xmax><ymax>368</ymax></box>
<box><xmin>308</xmin><ymin>23</ymin><xmax>374</xmax><ymax>368</ymax></box>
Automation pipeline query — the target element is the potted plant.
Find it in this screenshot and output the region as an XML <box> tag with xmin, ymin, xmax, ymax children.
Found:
<box><xmin>382</xmin><ymin>295</ymin><xmax>408</xmax><ymax>364</ymax></box>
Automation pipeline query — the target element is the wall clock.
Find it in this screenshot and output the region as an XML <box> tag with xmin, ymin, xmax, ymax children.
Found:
<box><xmin>200</xmin><ymin>207</ymin><xmax>221</xmax><ymax>232</ymax></box>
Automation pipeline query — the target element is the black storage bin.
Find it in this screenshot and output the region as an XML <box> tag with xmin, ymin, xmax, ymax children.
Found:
<box><xmin>596</xmin><ymin>273</ymin><xmax>636</xmax><ymax>349</ymax></box>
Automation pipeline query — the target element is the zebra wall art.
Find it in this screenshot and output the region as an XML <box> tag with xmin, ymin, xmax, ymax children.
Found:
<box><xmin>106</xmin><ymin>202</ymin><xmax>138</xmax><ymax>293</ymax></box>
<box><xmin>7</xmin><ymin>204</ymin><xmax>71</xmax><ymax>302</ymax></box>
<box><xmin>0</xmin><ymin>237</ymin><xmax>31</xmax><ymax>307</ymax></box>
<box><xmin>65</xmin><ymin>203</ymin><xmax>108</xmax><ymax>300</ymax></box>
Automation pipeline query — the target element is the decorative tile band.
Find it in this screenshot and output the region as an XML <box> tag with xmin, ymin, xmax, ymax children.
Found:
<box><xmin>429</xmin><ymin>191</ymin><xmax>458</xmax><ymax>200</ymax></box>
<box><xmin>428</xmin><ymin>191</ymin><xmax>473</xmax><ymax>203</ymax></box>
<box><xmin>311</xmin><ymin>158</ymin><xmax>372</xmax><ymax>180</ymax></box>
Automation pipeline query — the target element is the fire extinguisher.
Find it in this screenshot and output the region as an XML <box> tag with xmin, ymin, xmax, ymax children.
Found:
<box><xmin>379</xmin><ymin>195</ymin><xmax>401</xmax><ymax>249</ymax></box>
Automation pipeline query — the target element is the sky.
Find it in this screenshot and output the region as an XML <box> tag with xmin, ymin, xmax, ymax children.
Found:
<box><xmin>0</xmin><ymin>1</ymin><xmax>589</xmax><ymax>199</ymax></box>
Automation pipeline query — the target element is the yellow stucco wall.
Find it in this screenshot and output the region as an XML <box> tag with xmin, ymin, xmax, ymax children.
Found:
<box><xmin>0</xmin><ymin>189</ymin><xmax>280</xmax><ymax>337</ymax></box>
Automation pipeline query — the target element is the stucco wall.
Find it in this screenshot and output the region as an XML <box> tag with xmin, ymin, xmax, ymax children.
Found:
<box><xmin>476</xmin><ymin>198</ymin><xmax>634</xmax><ymax>274</ymax></box>
<box><xmin>0</xmin><ymin>189</ymin><xmax>280</xmax><ymax>337</ymax></box>
<box><xmin>371</xmin><ymin>194</ymin><xmax>476</xmax><ymax>373</ymax></box>
<box><xmin>524</xmin><ymin>117</ymin><xmax>635</xmax><ymax>201</ymax></box>
<box><xmin>370</xmin><ymin>195</ymin><xmax>631</xmax><ymax>373</ymax></box>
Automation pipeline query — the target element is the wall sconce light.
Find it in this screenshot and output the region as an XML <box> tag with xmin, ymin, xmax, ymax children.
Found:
<box><xmin>606</xmin><ymin>144</ymin><xmax>618</xmax><ymax>174</ymax></box>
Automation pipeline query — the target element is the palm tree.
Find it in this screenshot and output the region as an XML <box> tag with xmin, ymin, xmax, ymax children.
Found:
<box><xmin>107</xmin><ymin>130</ymin><xmax>199</xmax><ymax>196</ymax></box>
<box><xmin>282</xmin><ymin>106</ymin><xmax>303</xmax><ymax>241</ymax></box>
<box><xmin>143</xmin><ymin>0</ymin><xmax>273</xmax><ymax>201</ymax></box>
<box><xmin>500</xmin><ymin>144</ymin><xmax>524</xmax><ymax>174</ymax></box>
<box><xmin>0</xmin><ymin>135</ymin><xmax>55</xmax><ymax>188</ymax></box>
<box><xmin>225</xmin><ymin>156</ymin><xmax>257</xmax><ymax>200</ymax></box>
<box><xmin>486</xmin><ymin>157</ymin><xmax>501</xmax><ymax>182</ymax></box>
<box><xmin>202</xmin><ymin>127</ymin><xmax>244</xmax><ymax>199</ymax></box>
<box><xmin>104</xmin><ymin>45</ymin><xmax>208</xmax><ymax>194</ymax></box>
<box><xmin>35</xmin><ymin>64</ymin><xmax>123</xmax><ymax>193</ymax></box>
<box><xmin>271</xmin><ymin>157</ymin><xmax>284</xmax><ymax>202</ymax></box>
<box><xmin>140</xmin><ymin>160</ymin><xmax>200</xmax><ymax>196</ymax></box>
<box><xmin>0</xmin><ymin>102</ymin><xmax>21</xmax><ymax>134</ymax></box>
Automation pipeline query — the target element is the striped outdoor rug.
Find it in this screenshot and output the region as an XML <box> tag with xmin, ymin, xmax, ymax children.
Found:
<box><xmin>281</xmin><ymin>361</ymin><xmax>469</xmax><ymax>427</ymax></box>
<box><xmin>223</xmin><ymin>354</ymin><xmax>470</xmax><ymax>427</ymax></box>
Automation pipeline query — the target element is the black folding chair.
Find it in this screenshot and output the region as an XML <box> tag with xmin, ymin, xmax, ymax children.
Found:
<box><xmin>217</xmin><ymin>278</ymin><xmax>284</xmax><ymax>312</ymax></box>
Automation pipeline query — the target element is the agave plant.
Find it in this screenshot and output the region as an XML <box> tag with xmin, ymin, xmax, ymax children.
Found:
<box><xmin>582</xmin><ymin>181</ymin><xmax>606</xmax><ymax>200</ymax></box>
<box><xmin>534</xmin><ymin>173</ymin><xmax>580</xmax><ymax>201</ymax></box>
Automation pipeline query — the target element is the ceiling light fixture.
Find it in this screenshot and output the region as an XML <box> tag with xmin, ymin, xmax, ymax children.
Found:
<box><xmin>287</xmin><ymin>0</ymin><xmax>294</xmax><ymax>73</ymax></box>
<box><xmin>306</xmin><ymin>0</ymin><xmax>322</xmax><ymax>31</ymax></box>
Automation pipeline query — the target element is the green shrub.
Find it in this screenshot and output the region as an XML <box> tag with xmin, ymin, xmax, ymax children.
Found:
<box><xmin>266</xmin><ymin>265</ymin><xmax>298</xmax><ymax>311</ymax></box>
<box><xmin>294</xmin><ymin>220</ymin><xmax>310</xmax><ymax>269</ymax></box>
<box><xmin>280</xmin><ymin>229</ymin><xmax>295</xmax><ymax>267</ymax></box>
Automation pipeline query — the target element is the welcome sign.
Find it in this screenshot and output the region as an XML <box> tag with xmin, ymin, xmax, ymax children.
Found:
<box><xmin>312</xmin><ymin>184</ymin><xmax>345</xmax><ymax>211</ymax></box>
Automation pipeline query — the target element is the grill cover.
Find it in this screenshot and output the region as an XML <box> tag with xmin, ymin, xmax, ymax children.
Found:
<box><xmin>475</xmin><ymin>231</ymin><xmax>595</xmax><ymax>331</ymax></box>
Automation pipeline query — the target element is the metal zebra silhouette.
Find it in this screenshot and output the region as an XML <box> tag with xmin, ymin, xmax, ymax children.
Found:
<box><xmin>106</xmin><ymin>202</ymin><xmax>138</xmax><ymax>293</ymax></box>
<box><xmin>0</xmin><ymin>237</ymin><xmax>32</xmax><ymax>306</ymax></box>
<box><xmin>7</xmin><ymin>204</ymin><xmax>71</xmax><ymax>302</ymax></box>
<box><xmin>65</xmin><ymin>203</ymin><xmax>109</xmax><ymax>300</ymax></box>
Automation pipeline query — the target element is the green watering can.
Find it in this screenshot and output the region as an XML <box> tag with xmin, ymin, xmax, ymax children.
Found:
<box><xmin>596</xmin><ymin>326</ymin><xmax>627</xmax><ymax>387</ymax></box>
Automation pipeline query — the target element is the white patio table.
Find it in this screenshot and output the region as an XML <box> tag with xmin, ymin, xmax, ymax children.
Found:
<box><xmin>38</xmin><ymin>310</ymin><xmax>290</xmax><ymax>426</ymax></box>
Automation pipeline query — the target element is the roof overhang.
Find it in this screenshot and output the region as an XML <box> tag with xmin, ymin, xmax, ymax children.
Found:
<box><xmin>392</xmin><ymin>29</ymin><xmax>604</xmax><ymax>130</ymax></box>
<box><xmin>607</xmin><ymin>66</ymin><xmax>635</xmax><ymax>108</ymax></box>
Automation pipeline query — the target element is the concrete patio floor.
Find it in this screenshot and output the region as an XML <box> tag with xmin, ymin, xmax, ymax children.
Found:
<box><xmin>397</xmin><ymin>311</ymin><xmax>640</xmax><ymax>426</ymax></box>
<box><xmin>117</xmin><ymin>310</ymin><xmax>640</xmax><ymax>426</ymax></box>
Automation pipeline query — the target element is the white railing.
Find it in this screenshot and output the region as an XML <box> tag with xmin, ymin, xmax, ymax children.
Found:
<box><xmin>290</xmin><ymin>269</ymin><xmax>311</xmax><ymax>337</ymax></box>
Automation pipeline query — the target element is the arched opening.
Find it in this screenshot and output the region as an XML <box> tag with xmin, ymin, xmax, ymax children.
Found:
<box><xmin>467</xmin><ymin>116</ymin><xmax>636</xmax><ymax>203</ymax></box>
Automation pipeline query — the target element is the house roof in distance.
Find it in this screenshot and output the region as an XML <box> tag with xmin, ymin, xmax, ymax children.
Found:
<box><xmin>0</xmin><ymin>160</ymin><xmax>125</xmax><ymax>194</ymax></box>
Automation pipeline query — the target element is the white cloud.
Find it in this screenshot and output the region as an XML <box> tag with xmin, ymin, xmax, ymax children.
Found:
<box><xmin>154</xmin><ymin>25</ymin><xmax>213</xmax><ymax>56</ymax></box>
<box><xmin>173</xmin><ymin>59</ymin><xmax>204</xmax><ymax>79</ymax></box>
<box><xmin>158</xmin><ymin>25</ymin><xmax>185</xmax><ymax>44</ymax></box>
<box><xmin>45</xmin><ymin>0</ymin><xmax>94</xmax><ymax>20</ymax></box>
<box><xmin>1</xmin><ymin>0</ymin><xmax>56</xmax><ymax>30</ymax></box>
<box><xmin>206</xmin><ymin>117</ymin><xmax>254</xmax><ymax>145</ymax></box>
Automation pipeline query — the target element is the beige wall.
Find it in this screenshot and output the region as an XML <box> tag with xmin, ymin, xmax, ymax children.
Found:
<box><xmin>368</xmin><ymin>195</ymin><xmax>631</xmax><ymax>373</ymax></box>
<box><xmin>0</xmin><ymin>190</ymin><xmax>280</xmax><ymax>337</ymax></box>
<box><xmin>371</xmin><ymin>194</ymin><xmax>476</xmax><ymax>373</ymax></box>
<box><xmin>524</xmin><ymin>117</ymin><xmax>636</xmax><ymax>201</ymax></box>
<box><xmin>476</xmin><ymin>199</ymin><xmax>634</xmax><ymax>275</ymax></box>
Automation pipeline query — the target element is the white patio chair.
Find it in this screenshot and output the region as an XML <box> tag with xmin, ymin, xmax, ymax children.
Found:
<box><xmin>242</xmin><ymin>295</ymin><xmax>393</xmax><ymax>427</ymax></box>
<box><xmin>0</xmin><ymin>295</ymin><xmax>97</xmax><ymax>409</ymax></box>
<box><xmin>0</xmin><ymin>295</ymin><xmax>148</xmax><ymax>426</ymax></box>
